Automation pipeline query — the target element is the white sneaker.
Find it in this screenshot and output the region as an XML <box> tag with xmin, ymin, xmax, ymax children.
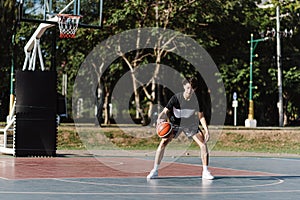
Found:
<box><xmin>202</xmin><ymin>170</ymin><xmax>214</xmax><ymax>180</ymax></box>
<box><xmin>147</xmin><ymin>169</ymin><xmax>158</xmax><ymax>179</ymax></box>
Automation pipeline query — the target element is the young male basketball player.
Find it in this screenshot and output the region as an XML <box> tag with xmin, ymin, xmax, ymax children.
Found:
<box><xmin>147</xmin><ymin>78</ymin><xmax>214</xmax><ymax>180</ymax></box>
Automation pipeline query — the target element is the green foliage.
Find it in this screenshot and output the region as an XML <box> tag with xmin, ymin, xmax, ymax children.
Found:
<box><xmin>0</xmin><ymin>0</ymin><xmax>17</xmax><ymax>119</ymax></box>
<box><xmin>1</xmin><ymin>0</ymin><xmax>300</xmax><ymax>125</ymax></box>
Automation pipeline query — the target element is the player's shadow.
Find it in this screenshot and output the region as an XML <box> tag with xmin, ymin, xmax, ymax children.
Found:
<box><xmin>148</xmin><ymin>176</ymin><xmax>202</xmax><ymax>180</ymax></box>
<box><xmin>215</xmin><ymin>175</ymin><xmax>300</xmax><ymax>179</ymax></box>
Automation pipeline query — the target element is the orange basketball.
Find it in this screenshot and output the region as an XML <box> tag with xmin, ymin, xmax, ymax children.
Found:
<box><xmin>156</xmin><ymin>122</ymin><xmax>173</xmax><ymax>138</ymax></box>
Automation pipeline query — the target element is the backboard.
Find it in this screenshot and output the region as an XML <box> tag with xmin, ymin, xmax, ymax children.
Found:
<box><xmin>19</xmin><ymin>0</ymin><xmax>103</xmax><ymax>29</ymax></box>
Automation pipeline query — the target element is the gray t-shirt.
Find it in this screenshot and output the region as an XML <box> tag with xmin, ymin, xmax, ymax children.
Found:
<box><xmin>166</xmin><ymin>92</ymin><xmax>203</xmax><ymax>127</ymax></box>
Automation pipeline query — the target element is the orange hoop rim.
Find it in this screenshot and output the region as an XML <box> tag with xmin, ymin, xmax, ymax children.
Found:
<box><xmin>57</xmin><ymin>14</ymin><xmax>82</xmax><ymax>38</ymax></box>
<box><xmin>57</xmin><ymin>13</ymin><xmax>82</xmax><ymax>19</ymax></box>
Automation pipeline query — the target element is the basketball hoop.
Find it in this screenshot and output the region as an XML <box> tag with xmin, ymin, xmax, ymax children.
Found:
<box><xmin>57</xmin><ymin>14</ymin><xmax>81</xmax><ymax>38</ymax></box>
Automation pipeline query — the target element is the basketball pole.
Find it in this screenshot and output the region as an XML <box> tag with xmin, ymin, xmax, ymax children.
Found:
<box><xmin>276</xmin><ymin>5</ymin><xmax>284</xmax><ymax>127</ymax></box>
<box><xmin>9</xmin><ymin>30</ymin><xmax>16</xmax><ymax>118</ymax></box>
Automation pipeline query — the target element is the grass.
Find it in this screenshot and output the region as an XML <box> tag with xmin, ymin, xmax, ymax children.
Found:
<box><xmin>57</xmin><ymin>126</ymin><xmax>85</xmax><ymax>150</ymax></box>
<box><xmin>213</xmin><ymin>130</ymin><xmax>300</xmax><ymax>155</ymax></box>
<box><xmin>57</xmin><ymin>125</ymin><xmax>161</xmax><ymax>150</ymax></box>
<box><xmin>57</xmin><ymin>124</ymin><xmax>300</xmax><ymax>155</ymax></box>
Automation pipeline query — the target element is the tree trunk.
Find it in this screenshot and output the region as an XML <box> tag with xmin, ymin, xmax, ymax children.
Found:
<box><xmin>103</xmin><ymin>87</ymin><xmax>110</xmax><ymax>125</ymax></box>
<box><xmin>131</xmin><ymin>72</ymin><xmax>148</xmax><ymax>125</ymax></box>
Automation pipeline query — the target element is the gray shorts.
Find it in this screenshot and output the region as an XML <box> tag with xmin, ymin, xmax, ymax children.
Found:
<box><xmin>172</xmin><ymin>125</ymin><xmax>201</xmax><ymax>139</ymax></box>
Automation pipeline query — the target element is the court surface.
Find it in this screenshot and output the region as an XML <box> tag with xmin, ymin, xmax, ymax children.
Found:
<box><xmin>0</xmin><ymin>151</ymin><xmax>299</xmax><ymax>200</ymax></box>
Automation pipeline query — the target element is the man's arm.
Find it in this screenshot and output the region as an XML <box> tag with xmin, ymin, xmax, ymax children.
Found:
<box><xmin>198</xmin><ymin>112</ymin><xmax>210</xmax><ymax>143</ymax></box>
<box><xmin>157</xmin><ymin>107</ymin><xmax>169</xmax><ymax>124</ymax></box>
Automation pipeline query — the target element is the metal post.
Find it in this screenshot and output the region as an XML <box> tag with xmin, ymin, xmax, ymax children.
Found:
<box><xmin>276</xmin><ymin>5</ymin><xmax>284</xmax><ymax>127</ymax></box>
<box><xmin>51</xmin><ymin>28</ymin><xmax>56</xmax><ymax>71</ymax></box>
<box><xmin>9</xmin><ymin>35</ymin><xmax>15</xmax><ymax>117</ymax></box>
<box><xmin>248</xmin><ymin>34</ymin><xmax>254</xmax><ymax>120</ymax></box>
<box><xmin>245</xmin><ymin>34</ymin><xmax>268</xmax><ymax>127</ymax></box>
<box><xmin>233</xmin><ymin>92</ymin><xmax>238</xmax><ymax>126</ymax></box>
<box><xmin>234</xmin><ymin>106</ymin><xmax>237</xmax><ymax>126</ymax></box>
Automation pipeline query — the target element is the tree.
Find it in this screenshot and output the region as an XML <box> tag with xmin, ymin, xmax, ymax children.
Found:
<box><xmin>214</xmin><ymin>0</ymin><xmax>300</xmax><ymax>125</ymax></box>
<box><xmin>0</xmin><ymin>0</ymin><xmax>18</xmax><ymax>120</ymax></box>
<box><xmin>4</xmin><ymin>0</ymin><xmax>300</xmax><ymax>126</ymax></box>
<box><xmin>98</xmin><ymin>0</ymin><xmax>227</xmax><ymax>125</ymax></box>
<box><xmin>258</xmin><ymin>0</ymin><xmax>300</xmax><ymax>125</ymax></box>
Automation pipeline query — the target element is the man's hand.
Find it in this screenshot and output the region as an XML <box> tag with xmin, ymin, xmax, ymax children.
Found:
<box><xmin>156</xmin><ymin>118</ymin><xmax>166</xmax><ymax>125</ymax></box>
<box><xmin>156</xmin><ymin>107</ymin><xmax>169</xmax><ymax>126</ymax></box>
<box><xmin>204</xmin><ymin>130</ymin><xmax>210</xmax><ymax>143</ymax></box>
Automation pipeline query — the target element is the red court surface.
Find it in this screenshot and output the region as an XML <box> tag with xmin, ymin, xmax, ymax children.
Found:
<box><xmin>0</xmin><ymin>156</ymin><xmax>278</xmax><ymax>180</ymax></box>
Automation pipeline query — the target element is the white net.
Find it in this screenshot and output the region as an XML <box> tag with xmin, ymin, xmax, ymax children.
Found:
<box><xmin>57</xmin><ymin>14</ymin><xmax>81</xmax><ymax>38</ymax></box>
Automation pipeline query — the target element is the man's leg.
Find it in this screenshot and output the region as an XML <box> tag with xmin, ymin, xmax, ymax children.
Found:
<box><xmin>147</xmin><ymin>135</ymin><xmax>173</xmax><ymax>179</ymax></box>
<box><xmin>192</xmin><ymin>133</ymin><xmax>214</xmax><ymax>180</ymax></box>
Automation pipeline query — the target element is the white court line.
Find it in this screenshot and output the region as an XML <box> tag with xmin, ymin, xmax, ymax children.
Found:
<box><xmin>0</xmin><ymin>189</ymin><xmax>299</xmax><ymax>195</ymax></box>
<box><xmin>270</xmin><ymin>157</ymin><xmax>300</xmax><ymax>162</ymax></box>
<box><xmin>53</xmin><ymin>176</ymin><xmax>284</xmax><ymax>189</ymax></box>
<box><xmin>97</xmin><ymin>160</ymin><xmax>124</xmax><ymax>166</ymax></box>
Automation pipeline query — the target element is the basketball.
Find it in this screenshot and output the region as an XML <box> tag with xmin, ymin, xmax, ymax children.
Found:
<box><xmin>156</xmin><ymin>122</ymin><xmax>173</xmax><ymax>138</ymax></box>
